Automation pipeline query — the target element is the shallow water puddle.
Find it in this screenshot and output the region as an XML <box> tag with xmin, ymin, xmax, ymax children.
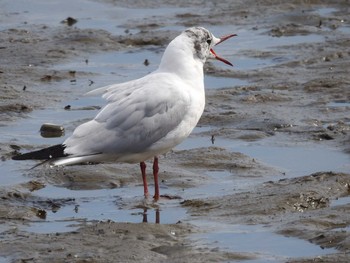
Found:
<box><xmin>331</xmin><ymin>196</ymin><xmax>350</xmax><ymax>207</ymax></box>
<box><xmin>235</xmin><ymin>142</ymin><xmax>349</xmax><ymax>177</ymax></box>
<box><xmin>0</xmin><ymin>163</ymin><xmax>28</xmax><ymax>186</ymax></box>
<box><xmin>53</xmin><ymin>48</ymin><xmax>160</xmax><ymax>85</ymax></box>
<box><xmin>189</xmin><ymin>221</ymin><xmax>336</xmax><ymax>262</ymax></box>
<box><xmin>206</xmin><ymin>75</ymin><xmax>249</xmax><ymax>89</ymax></box>
<box><xmin>11</xmin><ymin>182</ymin><xmax>188</xmax><ymax>234</ymax></box>
<box><xmin>2</xmin><ymin>99</ymin><xmax>101</xmax><ymax>146</ymax></box>
<box><xmin>181</xmin><ymin>170</ymin><xmax>240</xmax><ymax>199</ymax></box>
<box><xmin>326</xmin><ymin>101</ymin><xmax>350</xmax><ymax>108</ymax></box>
<box><xmin>0</xmin><ymin>0</ymin><xmax>191</xmax><ymax>33</ymax></box>
<box><xmin>211</xmin><ymin>25</ymin><xmax>326</xmax><ymax>71</ymax></box>
<box><xmin>177</xmin><ymin>128</ymin><xmax>349</xmax><ymax>178</ymax></box>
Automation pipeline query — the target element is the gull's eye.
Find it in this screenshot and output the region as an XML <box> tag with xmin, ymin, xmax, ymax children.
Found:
<box><xmin>206</xmin><ymin>38</ymin><xmax>212</xmax><ymax>45</ymax></box>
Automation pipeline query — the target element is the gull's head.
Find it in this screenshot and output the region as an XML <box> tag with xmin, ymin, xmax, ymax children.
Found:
<box><xmin>183</xmin><ymin>27</ymin><xmax>236</xmax><ymax>66</ymax></box>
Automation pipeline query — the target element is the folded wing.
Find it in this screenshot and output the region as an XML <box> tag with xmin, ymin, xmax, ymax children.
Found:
<box><xmin>64</xmin><ymin>72</ymin><xmax>190</xmax><ymax>158</ymax></box>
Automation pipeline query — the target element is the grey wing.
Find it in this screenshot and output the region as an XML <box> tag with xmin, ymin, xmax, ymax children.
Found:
<box><xmin>64</xmin><ymin>75</ymin><xmax>190</xmax><ymax>155</ymax></box>
<box><xmin>86</xmin><ymin>73</ymin><xmax>155</xmax><ymax>102</ymax></box>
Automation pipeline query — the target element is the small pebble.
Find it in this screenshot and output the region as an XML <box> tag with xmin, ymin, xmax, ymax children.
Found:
<box><xmin>40</xmin><ymin>123</ymin><xmax>65</xmax><ymax>138</ymax></box>
<box><xmin>61</xmin><ymin>17</ymin><xmax>78</xmax><ymax>26</ymax></box>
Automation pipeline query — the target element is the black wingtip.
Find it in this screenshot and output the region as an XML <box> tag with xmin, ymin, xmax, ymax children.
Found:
<box><xmin>12</xmin><ymin>144</ymin><xmax>67</xmax><ymax>161</ymax></box>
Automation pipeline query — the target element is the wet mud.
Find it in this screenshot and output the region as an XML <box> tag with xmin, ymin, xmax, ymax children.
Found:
<box><xmin>1</xmin><ymin>0</ymin><xmax>350</xmax><ymax>262</ymax></box>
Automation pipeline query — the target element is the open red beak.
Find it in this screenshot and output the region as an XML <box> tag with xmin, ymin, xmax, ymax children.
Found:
<box><xmin>210</xmin><ymin>33</ymin><xmax>237</xmax><ymax>66</ymax></box>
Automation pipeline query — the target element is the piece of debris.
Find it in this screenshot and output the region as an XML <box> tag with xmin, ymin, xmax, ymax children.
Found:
<box><xmin>40</xmin><ymin>123</ymin><xmax>65</xmax><ymax>138</ymax></box>
<box><xmin>61</xmin><ymin>17</ymin><xmax>78</xmax><ymax>26</ymax></box>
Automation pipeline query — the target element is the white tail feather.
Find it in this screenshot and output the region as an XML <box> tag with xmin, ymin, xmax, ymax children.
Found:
<box><xmin>51</xmin><ymin>155</ymin><xmax>103</xmax><ymax>166</ymax></box>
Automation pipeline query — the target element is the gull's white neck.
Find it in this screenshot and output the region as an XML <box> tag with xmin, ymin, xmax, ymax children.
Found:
<box><xmin>157</xmin><ymin>34</ymin><xmax>204</xmax><ymax>85</ymax></box>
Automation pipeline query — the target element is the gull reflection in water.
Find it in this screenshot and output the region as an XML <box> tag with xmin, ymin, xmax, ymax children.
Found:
<box><xmin>142</xmin><ymin>208</ymin><xmax>160</xmax><ymax>224</ymax></box>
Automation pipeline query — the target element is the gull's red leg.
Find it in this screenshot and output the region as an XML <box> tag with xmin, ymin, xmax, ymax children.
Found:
<box><xmin>140</xmin><ymin>162</ymin><xmax>149</xmax><ymax>198</ymax></box>
<box><xmin>153</xmin><ymin>156</ymin><xmax>160</xmax><ymax>200</ymax></box>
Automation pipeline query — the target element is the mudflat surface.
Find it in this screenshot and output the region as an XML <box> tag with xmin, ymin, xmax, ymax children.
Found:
<box><xmin>0</xmin><ymin>0</ymin><xmax>349</xmax><ymax>262</ymax></box>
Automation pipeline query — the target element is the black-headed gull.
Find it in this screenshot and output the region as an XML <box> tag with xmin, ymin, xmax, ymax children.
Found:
<box><xmin>13</xmin><ymin>27</ymin><xmax>236</xmax><ymax>200</ymax></box>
